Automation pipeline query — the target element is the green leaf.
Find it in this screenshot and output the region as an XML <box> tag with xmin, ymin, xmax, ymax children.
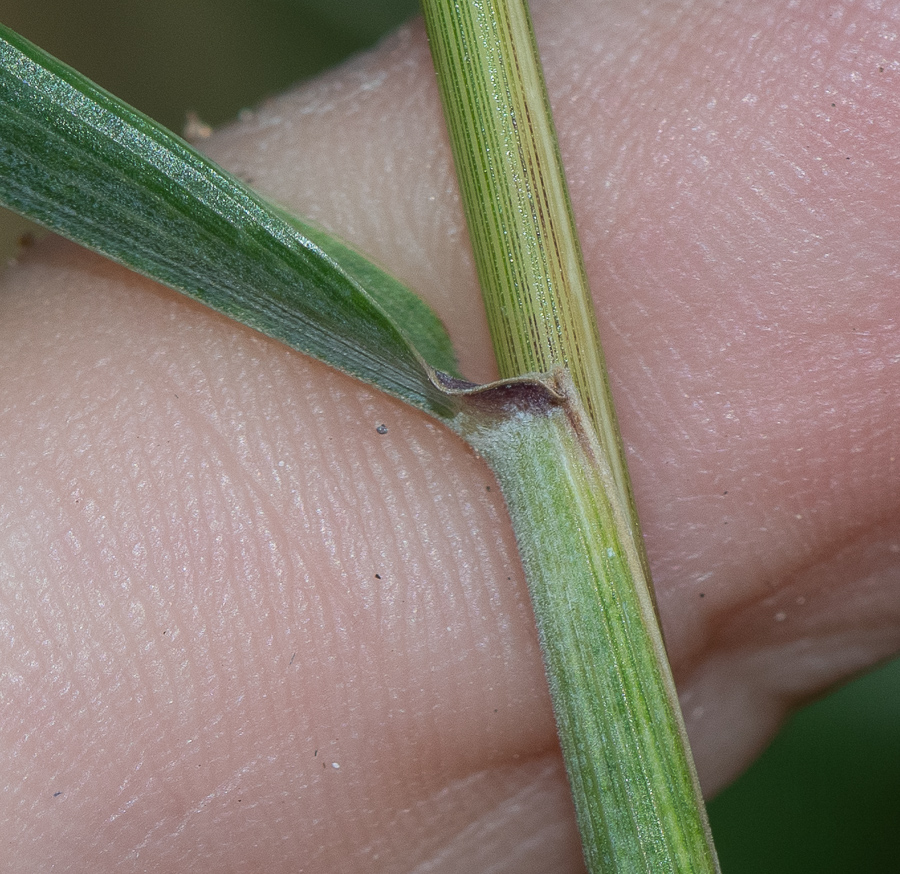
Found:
<box><xmin>0</xmin><ymin>22</ymin><xmax>460</xmax><ymax>418</ymax></box>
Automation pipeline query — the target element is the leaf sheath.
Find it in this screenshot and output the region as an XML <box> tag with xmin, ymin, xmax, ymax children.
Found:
<box><xmin>458</xmin><ymin>378</ymin><xmax>718</xmax><ymax>872</ymax></box>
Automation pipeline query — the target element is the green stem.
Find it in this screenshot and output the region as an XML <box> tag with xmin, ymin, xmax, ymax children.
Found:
<box><xmin>423</xmin><ymin>0</ymin><xmax>720</xmax><ymax>869</ymax></box>
<box><xmin>420</xmin><ymin>0</ymin><xmax>642</xmax><ymax>541</ymax></box>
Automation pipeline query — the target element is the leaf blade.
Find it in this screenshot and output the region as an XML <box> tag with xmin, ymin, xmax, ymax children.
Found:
<box><xmin>0</xmin><ymin>23</ymin><xmax>459</xmax><ymax>417</ymax></box>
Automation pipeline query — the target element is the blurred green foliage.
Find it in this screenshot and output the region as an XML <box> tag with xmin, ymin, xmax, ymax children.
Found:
<box><xmin>709</xmin><ymin>657</ymin><xmax>900</xmax><ymax>871</ymax></box>
<box><xmin>0</xmin><ymin>0</ymin><xmax>418</xmax><ymax>128</ymax></box>
<box><xmin>1</xmin><ymin>1</ymin><xmax>898</xmax><ymax>869</ymax></box>
<box><xmin>0</xmin><ymin>0</ymin><xmax>418</xmax><ymax>259</ymax></box>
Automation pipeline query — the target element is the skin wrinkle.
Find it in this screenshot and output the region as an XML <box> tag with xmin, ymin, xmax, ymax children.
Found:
<box><xmin>1</xmin><ymin>0</ymin><xmax>899</xmax><ymax>869</ymax></box>
<box><xmin>707</xmin><ymin>517</ymin><xmax>900</xmax><ymax>658</ymax></box>
<box><xmin>397</xmin><ymin>757</ymin><xmax>584</xmax><ymax>874</ymax></box>
<box><xmin>677</xmin><ymin>516</ymin><xmax>900</xmax><ymax>787</ymax></box>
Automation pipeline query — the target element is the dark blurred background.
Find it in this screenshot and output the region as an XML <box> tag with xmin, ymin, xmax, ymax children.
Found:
<box><xmin>2</xmin><ymin>1</ymin><xmax>899</xmax><ymax>869</ymax></box>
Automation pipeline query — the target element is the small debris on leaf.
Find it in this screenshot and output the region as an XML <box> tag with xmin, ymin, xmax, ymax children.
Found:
<box><xmin>183</xmin><ymin>111</ymin><xmax>212</xmax><ymax>142</ymax></box>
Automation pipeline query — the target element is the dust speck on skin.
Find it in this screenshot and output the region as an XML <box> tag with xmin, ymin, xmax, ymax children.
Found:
<box><xmin>376</xmin><ymin>423</ymin><xmax>388</xmax><ymax>435</ymax></box>
<box><xmin>332</xmin><ymin>762</ymin><xmax>340</xmax><ymax>770</ymax></box>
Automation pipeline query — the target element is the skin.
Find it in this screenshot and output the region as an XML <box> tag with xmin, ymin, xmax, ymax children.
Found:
<box><xmin>1</xmin><ymin>0</ymin><xmax>899</xmax><ymax>869</ymax></box>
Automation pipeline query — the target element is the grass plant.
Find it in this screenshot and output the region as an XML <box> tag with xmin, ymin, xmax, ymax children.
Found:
<box><xmin>0</xmin><ymin>6</ymin><xmax>719</xmax><ymax>870</ymax></box>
